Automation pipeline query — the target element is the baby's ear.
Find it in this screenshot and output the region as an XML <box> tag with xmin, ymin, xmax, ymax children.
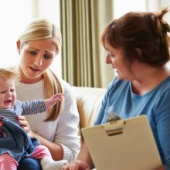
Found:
<box><xmin>135</xmin><ymin>48</ymin><xmax>143</xmax><ymax>57</ymax></box>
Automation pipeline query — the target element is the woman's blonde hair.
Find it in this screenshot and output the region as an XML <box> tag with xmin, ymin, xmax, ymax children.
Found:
<box><xmin>17</xmin><ymin>18</ymin><xmax>63</xmax><ymax>121</ymax></box>
<box><xmin>18</xmin><ymin>18</ymin><xmax>62</xmax><ymax>54</ymax></box>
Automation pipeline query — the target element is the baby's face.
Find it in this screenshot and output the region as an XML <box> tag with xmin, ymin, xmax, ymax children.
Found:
<box><xmin>0</xmin><ymin>77</ymin><xmax>16</xmax><ymax>109</ymax></box>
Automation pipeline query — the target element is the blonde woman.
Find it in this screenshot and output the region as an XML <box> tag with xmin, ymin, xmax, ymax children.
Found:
<box><xmin>14</xmin><ymin>18</ymin><xmax>80</xmax><ymax>170</ymax></box>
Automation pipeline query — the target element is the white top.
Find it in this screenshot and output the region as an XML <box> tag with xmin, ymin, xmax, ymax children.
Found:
<box><xmin>15</xmin><ymin>79</ymin><xmax>80</xmax><ymax>162</ymax></box>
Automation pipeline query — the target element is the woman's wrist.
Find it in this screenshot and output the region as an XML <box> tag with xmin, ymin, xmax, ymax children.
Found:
<box><xmin>28</xmin><ymin>129</ymin><xmax>37</xmax><ymax>138</ymax></box>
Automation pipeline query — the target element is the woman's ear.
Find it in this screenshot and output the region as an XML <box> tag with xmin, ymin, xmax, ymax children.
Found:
<box><xmin>135</xmin><ymin>48</ymin><xmax>143</xmax><ymax>57</ymax></box>
<box><xmin>16</xmin><ymin>40</ymin><xmax>21</xmax><ymax>54</ymax></box>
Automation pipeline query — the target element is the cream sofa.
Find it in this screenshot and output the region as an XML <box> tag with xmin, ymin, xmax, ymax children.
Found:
<box><xmin>72</xmin><ymin>87</ymin><xmax>106</xmax><ymax>170</ymax></box>
<box><xmin>73</xmin><ymin>86</ymin><xmax>106</xmax><ymax>129</ymax></box>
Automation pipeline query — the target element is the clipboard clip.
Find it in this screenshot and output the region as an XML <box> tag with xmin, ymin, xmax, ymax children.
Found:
<box><xmin>104</xmin><ymin>111</ymin><xmax>125</xmax><ymax>136</ymax></box>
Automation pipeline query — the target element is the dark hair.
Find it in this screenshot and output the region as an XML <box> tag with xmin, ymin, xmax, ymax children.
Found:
<box><xmin>101</xmin><ymin>8</ymin><xmax>170</xmax><ymax>67</ymax></box>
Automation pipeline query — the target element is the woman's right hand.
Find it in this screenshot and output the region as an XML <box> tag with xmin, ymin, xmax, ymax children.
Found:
<box><xmin>156</xmin><ymin>166</ymin><xmax>164</xmax><ymax>170</ymax></box>
<box><xmin>62</xmin><ymin>160</ymin><xmax>90</xmax><ymax>170</ymax></box>
<box><xmin>62</xmin><ymin>162</ymin><xmax>163</xmax><ymax>170</ymax></box>
<box><xmin>17</xmin><ymin>115</ymin><xmax>35</xmax><ymax>137</ymax></box>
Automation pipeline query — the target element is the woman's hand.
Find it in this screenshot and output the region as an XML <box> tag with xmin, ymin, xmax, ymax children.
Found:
<box><xmin>155</xmin><ymin>166</ymin><xmax>164</xmax><ymax>170</ymax></box>
<box><xmin>17</xmin><ymin>116</ymin><xmax>34</xmax><ymax>137</ymax></box>
<box><xmin>62</xmin><ymin>160</ymin><xmax>90</xmax><ymax>170</ymax></box>
<box><xmin>62</xmin><ymin>161</ymin><xmax>163</xmax><ymax>170</ymax></box>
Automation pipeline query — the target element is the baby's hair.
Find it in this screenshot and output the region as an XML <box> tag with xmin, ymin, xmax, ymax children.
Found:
<box><xmin>0</xmin><ymin>67</ymin><xmax>20</xmax><ymax>81</ymax></box>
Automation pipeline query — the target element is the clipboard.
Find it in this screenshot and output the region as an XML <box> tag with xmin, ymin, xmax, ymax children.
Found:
<box><xmin>81</xmin><ymin>115</ymin><xmax>162</xmax><ymax>170</ymax></box>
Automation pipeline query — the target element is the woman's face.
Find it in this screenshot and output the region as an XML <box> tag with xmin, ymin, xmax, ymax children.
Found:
<box><xmin>18</xmin><ymin>39</ymin><xmax>57</xmax><ymax>83</ymax></box>
<box><xmin>105</xmin><ymin>42</ymin><xmax>133</xmax><ymax>80</ymax></box>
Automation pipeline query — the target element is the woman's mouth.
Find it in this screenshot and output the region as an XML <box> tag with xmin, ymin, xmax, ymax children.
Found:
<box><xmin>29</xmin><ymin>67</ymin><xmax>40</xmax><ymax>72</ymax></box>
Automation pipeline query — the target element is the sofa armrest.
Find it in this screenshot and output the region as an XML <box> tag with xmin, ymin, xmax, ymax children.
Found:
<box><xmin>73</xmin><ymin>86</ymin><xmax>106</xmax><ymax>129</ymax></box>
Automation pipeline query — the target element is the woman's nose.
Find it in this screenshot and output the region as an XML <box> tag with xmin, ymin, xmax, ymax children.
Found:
<box><xmin>106</xmin><ymin>54</ymin><xmax>111</xmax><ymax>64</ymax></box>
<box><xmin>33</xmin><ymin>57</ymin><xmax>43</xmax><ymax>66</ymax></box>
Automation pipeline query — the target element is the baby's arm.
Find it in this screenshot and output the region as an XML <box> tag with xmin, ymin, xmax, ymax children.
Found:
<box><xmin>45</xmin><ymin>93</ymin><xmax>64</xmax><ymax>110</ymax></box>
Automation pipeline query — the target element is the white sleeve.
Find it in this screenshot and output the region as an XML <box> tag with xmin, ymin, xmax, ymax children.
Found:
<box><xmin>53</xmin><ymin>81</ymin><xmax>80</xmax><ymax>162</ymax></box>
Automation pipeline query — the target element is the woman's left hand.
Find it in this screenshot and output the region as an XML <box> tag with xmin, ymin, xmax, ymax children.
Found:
<box><xmin>17</xmin><ymin>116</ymin><xmax>37</xmax><ymax>138</ymax></box>
<box><xmin>17</xmin><ymin>115</ymin><xmax>31</xmax><ymax>133</ymax></box>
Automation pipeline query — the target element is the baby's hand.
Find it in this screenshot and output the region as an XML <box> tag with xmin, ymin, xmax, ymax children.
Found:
<box><xmin>45</xmin><ymin>93</ymin><xmax>64</xmax><ymax>109</ymax></box>
<box><xmin>0</xmin><ymin>117</ymin><xmax>7</xmax><ymax>138</ymax></box>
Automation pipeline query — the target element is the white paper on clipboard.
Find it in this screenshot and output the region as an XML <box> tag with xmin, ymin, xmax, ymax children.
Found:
<box><xmin>81</xmin><ymin>115</ymin><xmax>162</xmax><ymax>170</ymax></box>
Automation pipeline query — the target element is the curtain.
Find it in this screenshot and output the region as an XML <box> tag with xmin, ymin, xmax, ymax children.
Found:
<box><xmin>60</xmin><ymin>0</ymin><xmax>114</xmax><ymax>88</ymax></box>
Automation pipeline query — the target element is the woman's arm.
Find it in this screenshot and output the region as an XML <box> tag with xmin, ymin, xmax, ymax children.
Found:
<box><xmin>30</xmin><ymin>130</ymin><xmax>64</xmax><ymax>160</ymax></box>
<box><xmin>52</xmin><ymin>83</ymin><xmax>80</xmax><ymax>162</ymax></box>
<box><xmin>18</xmin><ymin>113</ymin><xmax>77</xmax><ymax>162</ymax></box>
<box><xmin>17</xmin><ymin>115</ymin><xmax>64</xmax><ymax>160</ymax></box>
<box><xmin>18</xmin><ymin>82</ymin><xmax>80</xmax><ymax>162</ymax></box>
<box><xmin>62</xmin><ymin>142</ymin><xmax>93</xmax><ymax>170</ymax></box>
<box><xmin>76</xmin><ymin>142</ymin><xmax>93</xmax><ymax>167</ymax></box>
<box><xmin>154</xmin><ymin>91</ymin><xmax>170</xmax><ymax>168</ymax></box>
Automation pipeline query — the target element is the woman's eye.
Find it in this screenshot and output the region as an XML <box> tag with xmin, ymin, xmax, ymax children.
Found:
<box><xmin>29</xmin><ymin>51</ymin><xmax>37</xmax><ymax>56</ymax></box>
<box><xmin>43</xmin><ymin>55</ymin><xmax>53</xmax><ymax>59</ymax></box>
<box><xmin>109</xmin><ymin>53</ymin><xmax>115</xmax><ymax>57</ymax></box>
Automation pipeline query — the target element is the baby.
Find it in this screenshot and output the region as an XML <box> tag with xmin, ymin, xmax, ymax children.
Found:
<box><xmin>0</xmin><ymin>68</ymin><xmax>67</xmax><ymax>170</ymax></box>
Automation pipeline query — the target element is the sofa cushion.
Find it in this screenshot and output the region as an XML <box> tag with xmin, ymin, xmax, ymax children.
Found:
<box><xmin>73</xmin><ymin>87</ymin><xmax>106</xmax><ymax>128</ymax></box>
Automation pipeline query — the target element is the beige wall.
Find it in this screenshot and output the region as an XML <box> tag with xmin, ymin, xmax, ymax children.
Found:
<box><xmin>161</xmin><ymin>0</ymin><xmax>170</xmax><ymax>25</ymax></box>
